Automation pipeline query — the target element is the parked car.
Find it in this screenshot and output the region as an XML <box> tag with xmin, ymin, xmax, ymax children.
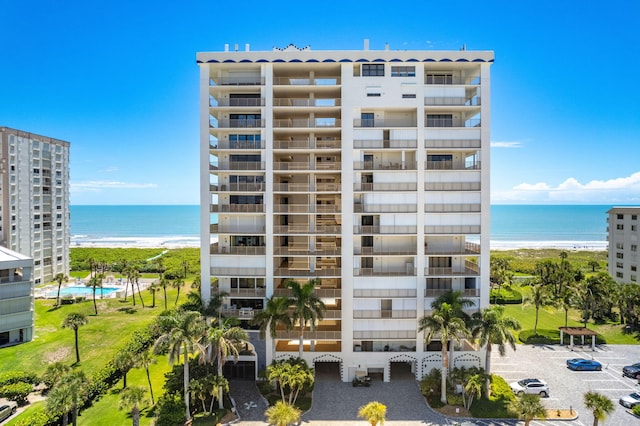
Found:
<box><xmin>0</xmin><ymin>401</ymin><xmax>17</xmax><ymax>422</ymax></box>
<box><xmin>619</xmin><ymin>392</ymin><xmax>640</xmax><ymax>408</ymax></box>
<box><xmin>352</xmin><ymin>375</ymin><xmax>371</xmax><ymax>387</ymax></box>
<box><xmin>509</xmin><ymin>378</ymin><xmax>550</xmax><ymax>397</ymax></box>
<box><xmin>622</xmin><ymin>362</ymin><xmax>640</xmax><ymax>378</ymax></box>
<box><xmin>566</xmin><ymin>358</ymin><xmax>602</xmax><ymax>371</ymax></box>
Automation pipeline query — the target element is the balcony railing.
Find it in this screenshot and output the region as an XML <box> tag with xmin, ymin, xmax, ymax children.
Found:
<box><xmin>274</xmin><ymin>247</ymin><xmax>341</xmax><ymax>256</ymax></box>
<box><xmin>220</xmin><ymin>288</ymin><xmax>266</xmax><ymax>297</ymax></box>
<box><xmin>211</xmin><ymin>98</ymin><xmax>265</xmax><ymax>107</ymax></box>
<box><xmin>353</xmin><ymin>161</ymin><xmax>417</xmax><ymax>171</ymax></box>
<box><xmin>425</xmin><ymin>139</ymin><xmax>481</xmax><ymax>149</ymax></box>
<box><xmin>210</xmin><ymin>204</ymin><xmax>265</xmax><ymax>213</ymax></box>
<box><xmin>275</xmin><ymin>330</ymin><xmax>342</xmax><ymax>339</ymax></box>
<box><xmin>211</xmin><ymin>183</ymin><xmax>265</xmax><ymax>192</ymax></box>
<box><xmin>210</xmin><ymin>224</ymin><xmax>265</xmax><ymax>234</ymax></box>
<box><xmin>424</xmin><ymin>203</ymin><xmax>481</xmax><ymax>213</ymax></box>
<box><xmin>273</xmin><ymin>139</ymin><xmax>342</xmax><ymax>149</ymax></box>
<box><xmin>210</xmin><ymin>245</ymin><xmax>266</xmax><ymax>255</ymax></box>
<box><xmin>273</xmin><ymin>77</ymin><xmax>341</xmax><ymax>86</ymax></box>
<box><xmin>424</xmin><ymin>182</ymin><xmax>481</xmax><ymax>191</ymax></box>
<box><xmin>273</xmin><ymin>204</ymin><xmax>341</xmax><ymax>213</ymax></box>
<box><xmin>353</xmin><ymin>119</ymin><xmax>417</xmax><ymax>128</ymax></box>
<box><xmin>273</xmin><ymin>162</ymin><xmax>341</xmax><ymax>171</ymax></box>
<box><xmin>354</xmin><ymin>203</ymin><xmax>417</xmax><ymax>213</ymax></box>
<box><xmin>210</xmin><ymin>77</ymin><xmax>264</xmax><ymax>86</ymax></box>
<box><xmin>424</xmin><ymin>76</ymin><xmax>480</xmax><ymax>85</ymax></box>
<box><xmin>353</xmin><ymin>289</ymin><xmax>416</xmax><ymax>298</ymax></box>
<box><xmin>212</xmin><ymin>119</ymin><xmax>265</xmax><ymax>129</ymax></box>
<box><xmin>424</xmin><ymin>225</ymin><xmax>481</xmax><ymax>234</ymax></box>
<box><xmin>211</xmin><ymin>140</ymin><xmax>264</xmax><ymax>150</ymax></box>
<box><xmin>273</xmin><ymin>119</ymin><xmax>341</xmax><ymax>128</ymax></box>
<box><xmin>425</xmin><ymin>242</ymin><xmax>480</xmax><ymax>255</ymax></box>
<box><xmin>210</xmin><ymin>267</ymin><xmax>266</xmax><ymax>276</ymax></box>
<box><xmin>353</xmin><ymin>139</ymin><xmax>417</xmax><ymax>149</ymax></box>
<box><xmin>353</xmin><ymin>310</ymin><xmax>416</xmax><ymax>319</ymax></box>
<box><xmin>355</xmin><ymin>247</ymin><xmax>417</xmax><ymax>256</ymax></box>
<box><xmin>425</xmin><ymin>288</ymin><xmax>480</xmax><ymax>298</ymax></box>
<box><xmin>273</xmin><ymin>288</ymin><xmax>342</xmax><ymax>298</ymax></box>
<box><xmin>273</xmin><ymin>267</ymin><xmax>341</xmax><ymax>277</ymax></box>
<box><xmin>354</xmin><ymin>268</ymin><xmax>417</xmax><ymax>277</ymax></box>
<box><xmin>353</xmin><ymin>225</ymin><xmax>418</xmax><ymax>234</ymax></box>
<box><xmin>353</xmin><ymin>330</ymin><xmax>416</xmax><ymax>339</ymax></box>
<box><xmin>212</xmin><ymin>161</ymin><xmax>265</xmax><ymax>171</ymax></box>
<box><xmin>273</xmin><ymin>98</ymin><xmax>341</xmax><ymax>107</ymax></box>
<box><xmin>425</xmin><ymin>262</ymin><xmax>479</xmax><ymax>276</ymax></box>
<box><xmin>273</xmin><ymin>183</ymin><xmax>311</xmax><ymax>192</ymax></box>
<box><xmin>425</xmin><ymin>118</ymin><xmax>481</xmax><ymax>128</ymax></box>
<box><xmin>353</xmin><ymin>182</ymin><xmax>417</xmax><ymax>192</ymax></box>
<box><xmin>425</xmin><ymin>160</ymin><xmax>480</xmax><ymax>170</ymax></box>
<box><xmin>221</xmin><ymin>307</ymin><xmax>263</xmax><ymax>319</ymax></box>
<box><xmin>424</xmin><ymin>97</ymin><xmax>481</xmax><ymax>106</ymax></box>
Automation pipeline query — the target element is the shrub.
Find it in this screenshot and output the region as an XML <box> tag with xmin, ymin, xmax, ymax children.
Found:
<box><xmin>13</xmin><ymin>408</ymin><xmax>56</xmax><ymax>426</ymax></box>
<box><xmin>0</xmin><ymin>381</ymin><xmax>33</xmax><ymax>404</ymax></box>
<box><xmin>490</xmin><ymin>288</ymin><xmax>523</xmax><ymax>304</ymax></box>
<box><xmin>633</xmin><ymin>404</ymin><xmax>640</xmax><ymax>416</ymax></box>
<box><xmin>154</xmin><ymin>393</ymin><xmax>186</xmax><ymax>426</ymax></box>
<box><xmin>0</xmin><ymin>371</ymin><xmax>38</xmax><ymax>387</ymax></box>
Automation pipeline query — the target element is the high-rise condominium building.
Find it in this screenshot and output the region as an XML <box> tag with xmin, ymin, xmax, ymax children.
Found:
<box><xmin>607</xmin><ymin>206</ymin><xmax>640</xmax><ymax>284</ymax></box>
<box><xmin>0</xmin><ymin>127</ymin><xmax>70</xmax><ymax>285</ymax></box>
<box><xmin>0</xmin><ymin>246</ymin><xmax>34</xmax><ymax>346</ymax></box>
<box><xmin>198</xmin><ymin>43</ymin><xmax>493</xmax><ymax>381</ymax></box>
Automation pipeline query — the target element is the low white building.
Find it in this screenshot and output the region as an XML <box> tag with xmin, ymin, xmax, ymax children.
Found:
<box><xmin>0</xmin><ymin>246</ymin><xmax>34</xmax><ymax>346</ymax></box>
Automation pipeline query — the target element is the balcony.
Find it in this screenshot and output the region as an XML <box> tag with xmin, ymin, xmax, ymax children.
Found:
<box><xmin>273</xmin><ymin>183</ymin><xmax>310</xmax><ymax>192</ymax></box>
<box><xmin>211</xmin><ymin>161</ymin><xmax>265</xmax><ymax>171</ymax></box>
<box><xmin>212</xmin><ymin>119</ymin><xmax>265</xmax><ymax>129</ymax></box>
<box><xmin>273</xmin><ymin>118</ymin><xmax>341</xmax><ymax>128</ymax></box>
<box><xmin>353</xmin><ymin>310</ymin><xmax>416</xmax><ymax>319</ymax></box>
<box><xmin>425</xmin><ymin>118</ymin><xmax>481</xmax><ymax>128</ymax></box>
<box><xmin>210</xmin><ymin>77</ymin><xmax>264</xmax><ymax>86</ymax></box>
<box><xmin>221</xmin><ymin>307</ymin><xmax>263</xmax><ymax>319</ymax></box>
<box><xmin>273</xmin><ymin>161</ymin><xmax>341</xmax><ymax>171</ymax></box>
<box><xmin>424</xmin><ymin>225</ymin><xmax>481</xmax><ymax>234</ymax></box>
<box><xmin>210</xmin><ymin>267</ymin><xmax>266</xmax><ymax>276</ymax></box>
<box><xmin>353</xmin><ymin>330</ymin><xmax>416</xmax><ymax>339</ymax></box>
<box><xmin>424</xmin><ymin>242</ymin><xmax>480</xmax><ymax>255</ymax></box>
<box><xmin>355</xmin><ymin>247</ymin><xmax>417</xmax><ymax>256</ymax></box>
<box><xmin>353</xmin><ymin>161</ymin><xmax>417</xmax><ymax>171</ymax></box>
<box><xmin>425</xmin><ymin>261</ymin><xmax>479</xmax><ymax>276</ymax></box>
<box><xmin>354</xmin><ymin>203</ymin><xmax>417</xmax><ymax>213</ymax></box>
<box><xmin>353</xmin><ymin>289</ymin><xmax>416</xmax><ymax>298</ymax></box>
<box><xmin>353</xmin><ymin>225</ymin><xmax>418</xmax><ymax>234</ymax></box>
<box><xmin>211</xmin><ymin>183</ymin><xmax>265</xmax><ymax>192</ymax></box>
<box><xmin>210</xmin><ymin>204</ymin><xmax>265</xmax><ymax>213</ymax></box>
<box><xmin>273</xmin><ymin>77</ymin><xmax>340</xmax><ymax>86</ymax></box>
<box><xmin>353</xmin><ymin>119</ymin><xmax>417</xmax><ymax>128</ymax></box>
<box><xmin>424</xmin><ymin>182</ymin><xmax>481</xmax><ymax>191</ymax></box>
<box><xmin>354</xmin><ymin>267</ymin><xmax>417</xmax><ymax>277</ymax></box>
<box><xmin>210</xmin><ymin>245</ymin><xmax>265</xmax><ymax>255</ymax></box>
<box><xmin>353</xmin><ymin>182</ymin><xmax>417</xmax><ymax>192</ymax></box>
<box><xmin>274</xmin><ymin>246</ymin><xmax>341</xmax><ymax>256</ymax></box>
<box><xmin>424</xmin><ymin>204</ymin><xmax>481</xmax><ymax>213</ymax></box>
<box><xmin>275</xmin><ymin>330</ymin><xmax>342</xmax><ymax>339</ymax></box>
<box><xmin>425</xmin><ymin>160</ymin><xmax>481</xmax><ymax>170</ymax></box>
<box><xmin>273</xmin><ymin>138</ymin><xmax>341</xmax><ymax>150</ymax></box>
<box><xmin>353</xmin><ymin>139</ymin><xmax>417</xmax><ymax>149</ymax></box>
<box><xmin>424</xmin><ymin>75</ymin><xmax>480</xmax><ymax>85</ymax></box>
<box><xmin>273</xmin><ymin>98</ymin><xmax>341</xmax><ymax>107</ymax></box>
<box><xmin>424</xmin><ymin>97</ymin><xmax>481</xmax><ymax>106</ymax></box>
<box><xmin>211</xmin><ymin>98</ymin><xmax>265</xmax><ymax>107</ymax></box>
<box><xmin>273</xmin><ymin>287</ymin><xmax>342</xmax><ymax>298</ymax></box>
<box><xmin>273</xmin><ymin>267</ymin><xmax>341</xmax><ymax>277</ymax></box>
<box><xmin>210</xmin><ymin>224</ymin><xmax>265</xmax><ymax>234</ymax></box>
<box><xmin>426</xmin><ymin>139</ymin><xmax>481</xmax><ymax>149</ymax></box>
<box><xmin>211</xmin><ymin>140</ymin><xmax>264</xmax><ymax>150</ymax></box>
<box><xmin>425</xmin><ymin>288</ymin><xmax>480</xmax><ymax>298</ymax></box>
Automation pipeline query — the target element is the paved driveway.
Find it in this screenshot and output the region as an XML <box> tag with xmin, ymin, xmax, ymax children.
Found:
<box><xmin>490</xmin><ymin>344</ymin><xmax>640</xmax><ymax>426</ymax></box>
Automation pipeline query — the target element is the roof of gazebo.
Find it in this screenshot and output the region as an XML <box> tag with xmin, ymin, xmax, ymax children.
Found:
<box><xmin>559</xmin><ymin>326</ymin><xmax>598</xmax><ymax>336</ymax></box>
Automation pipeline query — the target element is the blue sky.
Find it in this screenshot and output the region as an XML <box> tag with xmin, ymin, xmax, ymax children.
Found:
<box><xmin>1</xmin><ymin>0</ymin><xmax>639</xmax><ymax>205</ymax></box>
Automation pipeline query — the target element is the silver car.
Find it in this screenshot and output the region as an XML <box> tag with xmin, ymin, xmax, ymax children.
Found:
<box><xmin>509</xmin><ymin>378</ymin><xmax>550</xmax><ymax>397</ymax></box>
<box><xmin>0</xmin><ymin>401</ymin><xmax>17</xmax><ymax>422</ymax></box>
<box><xmin>619</xmin><ymin>392</ymin><xmax>640</xmax><ymax>408</ymax></box>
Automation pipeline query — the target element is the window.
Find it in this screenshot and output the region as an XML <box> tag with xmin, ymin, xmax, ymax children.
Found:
<box><xmin>617</xmin><ymin>262</ymin><xmax>624</xmax><ymax>268</ymax></box>
<box><xmin>426</xmin><ymin>73</ymin><xmax>453</xmax><ymax>84</ymax></box>
<box><xmin>427</xmin><ymin>154</ymin><xmax>453</xmax><ymax>169</ymax></box>
<box><xmin>617</xmin><ymin>272</ymin><xmax>624</xmax><ymax>278</ymax></box>
<box><xmin>617</xmin><ymin>214</ymin><xmax>624</xmax><ymax>219</ymax></box>
<box><xmin>633</xmin><ymin>225</ymin><xmax>637</xmax><ymax>231</ymax></box>
<box><xmin>229</xmin><ymin>134</ymin><xmax>261</xmax><ymax>149</ymax></box>
<box><xmin>366</xmin><ymin>86</ymin><xmax>381</xmax><ymax>97</ymax></box>
<box><xmin>617</xmin><ymin>224</ymin><xmax>624</xmax><ymax>230</ymax></box>
<box><xmin>426</xmin><ymin>114</ymin><xmax>453</xmax><ymax>127</ymax></box>
<box><xmin>617</xmin><ymin>252</ymin><xmax>624</xmax><ymax>259</ymax></box>
<box><xmin>616</xmin><ymin>243</ymin><xmax>624</xmax><ymax>249</ymax></box>
<box><xmin>632</xmin><ymin>266</ymin><xmax>637</xmax><ymax>272</ymax></box>
<box><xmin>632</xmin><ymin>245</ymin><xmax>638</xmax><ymax>252</ymax></box>
<box><xmin>230</xmin><ymin>114</ymin><xmax>261</xmax><ymax>128</ymax></box>
<box><xmin>632</xmin><ymin>275</ymin><xmax>637</xmax><ymax>282</ymax></box>
<box><xmin>361</xmin><ymin>113</ymin><xmax>374</xmax><ymax>128</ymax></box>
<box><xmin>391</xmin><ymin>66</ymin><xmax>415</xmax><ymax>77</ymax></box>
<box><xmin>362</xmin><ymin>64</ymin><xmax>384</xmax><ymax>76</ymax></box>
<box><xmin>632</xmin><ymin>215</ymin><xmax>638</xmax><ymax>220</ymax></box>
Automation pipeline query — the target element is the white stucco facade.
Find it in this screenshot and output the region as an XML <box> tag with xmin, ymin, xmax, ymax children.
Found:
<box><xmin>0</xmin><ymin>246</ymin><xmax>34</xmax><ymax>346</ymax></box>
<box><xmin>198</xmin><ymin>44</ymin><xmax>493</xmax><ymax>381</ymax></box>
<box><xmin>608</xmin><ymin>207</ymin><xmax>640</xmax><ymax>283</ymax></box>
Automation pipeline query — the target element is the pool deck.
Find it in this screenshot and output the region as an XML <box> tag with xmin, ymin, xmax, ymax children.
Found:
<box><xmin>35</xmin><ymin>277</ymin><xmax>153</xmax><ymax>299</ymax></box>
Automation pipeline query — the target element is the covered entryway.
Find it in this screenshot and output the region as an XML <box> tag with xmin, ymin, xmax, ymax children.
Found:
<box><xmin>387</xmin><ymin>354</ymin><xmax>418</xmax><ymax>381</ymax></box>
<box><xmin>223</xmin><ymin>360</ymin><xmax>255</xmax><ymax>379</ymax></box>
<box><xmin>313</xmin><ymin>354</ymin><xmax>343</xmax><ymax>381</ymax></box>
<box><xmin>559</xmin><ymin>326</ymin><xmax>599</xmax><ymax>351</ymax></box>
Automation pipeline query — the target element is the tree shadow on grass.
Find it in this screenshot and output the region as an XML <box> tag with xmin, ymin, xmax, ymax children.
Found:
<box><xmin>117</xmin><ymin>307</ymin><xmax>138</xmax><ymax>314</ymax></box>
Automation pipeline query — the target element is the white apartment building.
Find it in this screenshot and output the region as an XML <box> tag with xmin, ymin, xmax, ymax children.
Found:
<box><xmin>0</xmin><ymin>127</ymin><xmax>71</xmax><ymax>285</ymax></box>
<box><xmin>0</xmin><ymin>246</ymin><xmax>34</xmax><ymax>346</ymax></box>
<box><xmin>607</xmin><ymin>206</ymin><xmax>640</xmax><ymax>284</ymax></box>
<box><xmin>198</xmin><ymin>43</ymin><xmax>493</xmax><ymax>381</ymax></box>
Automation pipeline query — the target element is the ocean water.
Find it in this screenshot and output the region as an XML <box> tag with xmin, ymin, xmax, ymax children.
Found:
<box><xmin>70</xmin><ymin>204</ymin><xmax>627</xmax><ymax>249</ymax></box>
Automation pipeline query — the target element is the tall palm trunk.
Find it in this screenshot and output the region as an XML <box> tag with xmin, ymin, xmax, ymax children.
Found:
<box><xmin>74</xmin><ymin>329</ymin><xmax>80</xmax><ymax>363</ymax></box>
<box><xmin>217</xmin><ymin>355</ymin><xmax>224</xmax><ymax>409</ymax></box>
<box><xmin>298</xmin><ymin>324</ymin><xmax>304</xmax><ymax>359</ymax></box>
<box><xmin>145</xmin><ymin>367</ymin><xmax>155</xmax><ymax>404</ymax></box>
<box><xmin>92</xmin><ymin>289</ymin><xmax>98</xmax><ymax>315</ymax></box>
<box><xmin>484</xmin><ymin>344</ymin><xmax>492</xmax><ymax>396</ymax></box>
<box><xmin>441</xmin><ymin>341</ymin><xmax>449</xmax><ymax>404</ymax></box>
<box><xmin>136</xmin><ymin>279</ymin><xmax>145</xmax><ymax>307</ymax></box>
<box><xmin>183</xmin><ymin>344</ymin><xmax>191</xmax><ymax>420</ymax></box>
<box><xmin>132</xmin><ymin>406</ymin><xmax>140</xmax><ymax>426</ymax></box>
<box><xmin>56</xmin><ymin>283</ymin><xmax>63</xmax><ymax>307</ymax></box>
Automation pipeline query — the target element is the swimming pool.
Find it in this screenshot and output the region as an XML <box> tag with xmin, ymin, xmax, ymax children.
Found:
<box><xmin>45</xmin><ymin>286</ymin><xmax>120</xmax><ymax>298</ymax></box>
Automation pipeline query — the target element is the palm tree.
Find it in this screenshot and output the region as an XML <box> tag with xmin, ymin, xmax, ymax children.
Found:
<box><xmin>285</xmin><ymin>278</ymin><xmax>326</xmax><ymax>358</ymax></box>
<box><xmin>153</xmin><ymin>310</ymin><xmax>206</xmax><ymax>422</ymax></box>
<box><xmin>159</xmin><ymin>273</ymin><xmax>169</xmax><ymax>310</ymax></box>
<box><xmin>584</xmin><ymin>391</ymin><xmax>614</xmax><ymax>426</ymax></box>
<box><xmin>134</xmin><ymin>349</ymin><xmax>157</xmax><ymax>405</ymax></box>
<box><xmin>508</xmin><ymin>394</ymin><xmax>546</xmax><ymax>426</ymax></box>
<box><xmin>54</xmin><ymin>273</ymin><xmax>69</xmax><ymax>307</ymax></box>
<box><xmin>189</xmin><ymin>379</ymin><xmax>208</xmax><ymax>414</ymax></box>
<box><xmin>464</xmin><ymin>374</ymin><xmax>483</xmax><ymax>410</ymax></box>
<box><xmin>207</xmin><ymin>374</ymin><xmax>229</xmax><ymax>414</ymax></box>
<box><xmin>358</xmin><ymin>401</ymin><xmax>387</xmax><ymax>426</ymax></box>
<box><xmin>134</xmin><ymin>270</ymin><xmax>145</xmax><ymax>307</ymax></box>
<box><xmin>418</xmin><ymin>302</ymin><xmax>470</xmax><ymax>404</ymax></box>
<box><xmin>172</xmin><ymin>278</ymin><xmax>184</xmax><ymax>306</ymax></box>
<box><xmin>432</xmin><ymin>290</ymin><xmax>474</xmax><ymax>373</ymax></box>
<box><xmin>265</xmin><ymin>401</ymin><xmax>301</xmax><ymax>426</ymax></box>
<box><xmin>119</xmin><ymin>385</ymin><xmax>148</xmax><ymax>426</ymax></box>
<box><xmin>523</xmin><ymin>282</ymin><xmax>553</xmax><ymax>335</ymax></box>
<box><xmin>251</xmin><ymin>296</ymin><xmax>293</xmax><ymax>361</ymax></box>
<box><xmin>124</xmin><ymin>266</ymin><xmax>137</xmax><ymax>305</ymax></box>
<box><xmin>42</xmin><ymin>361</ymin><xmax>71</xmax><ymax>389</ymax></box>
<box><xmin>86</xmin><ymin>273</ymin><xmax>104</xmax><ymax>315</ymax></box>
<box><xmin>148</xmin><ymin>282</ymin><xmax>160</xmax><ymax>308</ymax></box>
<box><xmin>199</xmin><ymin>318</ymin><xmax>248</xmax><ymax>408</ymax></box>
<box><xmin>46</xmin><ymin>370</ymin><xmax>88</xmax><ymax>426</ymax></box>
<box><xmin>471</xmin><ymin>305</ymin><xmax>521</xmax><ymax>395</ymax></box>
<box><xmin>62</xmin><ymin>313</ymin><xmax>88</xmax><ymax>363</ymax></box>
<box><xmin>113</xmin><ymin>350</ymin><xmax>135</xmax><ymax>389</ymax></box>
<box><xmin>588</xmin><ymin>260</ymin><xmax>600</xmax><ymax>273</ymax></box>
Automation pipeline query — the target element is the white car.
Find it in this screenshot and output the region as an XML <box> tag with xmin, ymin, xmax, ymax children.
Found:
<box><xmin>509</xmin><ymin>378</ymin><xmax>549</xmax><ymax>397</ymax></box>
<box><xmin>619</xmin><ymin>392</ymin><xmax>640</xmax><ymax>408</ymax></box>
<box><xmin>0</xmin><ymin>401</ymin><xmax>17</xmax><ymax>422</ymax></box>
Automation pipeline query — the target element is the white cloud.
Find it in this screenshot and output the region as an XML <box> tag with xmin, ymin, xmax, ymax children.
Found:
<box><xmin>493</xmin><ymin>171</ymin><xmax>640</xmax><ymax>204</ymax></box>
<box><xmin>71</xmin><ymin>180</ymin><xmax>158</xmax><ymax>193</ymax></box>
<box><xmin>491</xmin><ymin>141</ymin><xmax>523</xmax><ymax>148</ymax></box>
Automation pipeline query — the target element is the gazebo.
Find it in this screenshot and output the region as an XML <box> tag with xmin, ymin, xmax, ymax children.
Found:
<box><xmin>559</xmin><ymin>327</ymin><xmax>598</xmax><ymax>351</ymax></box>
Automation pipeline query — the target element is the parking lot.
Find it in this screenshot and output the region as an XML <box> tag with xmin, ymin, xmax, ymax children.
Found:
<box><xmin>491</xmin><ymin>344</ymin><xmax>640</xmax><ymax>425</ymax></box>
